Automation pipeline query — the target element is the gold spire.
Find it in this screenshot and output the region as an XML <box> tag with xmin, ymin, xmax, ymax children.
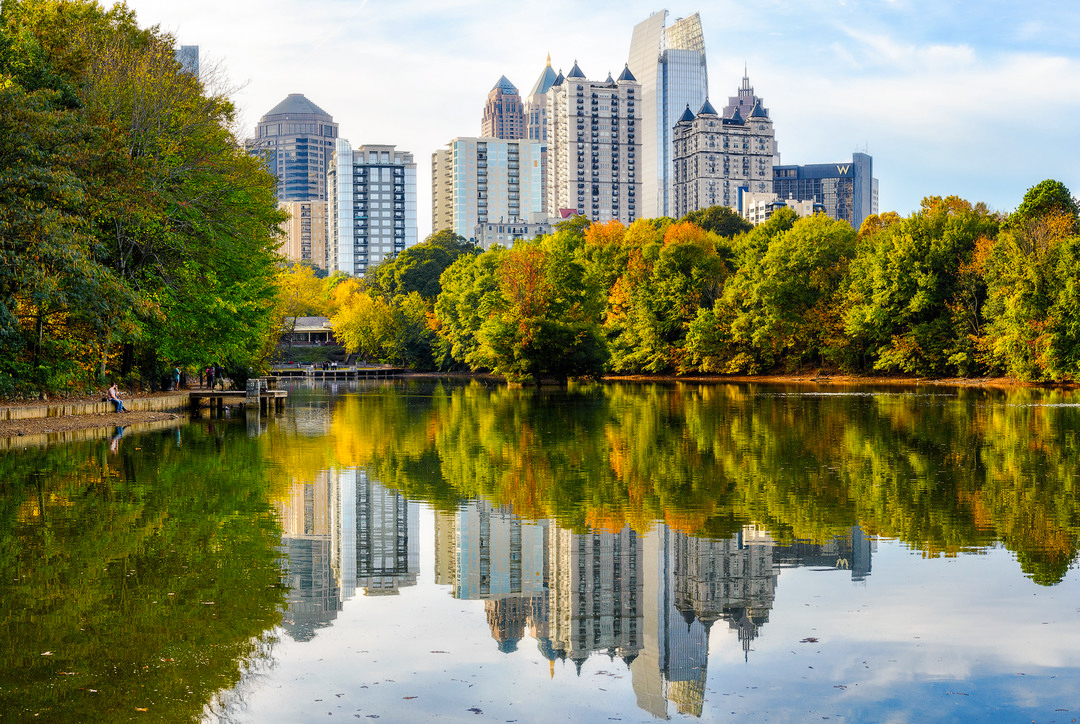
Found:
<box><xmin>549</xmin><ymin>659</ymin><xmax>555</xmax><ymax>678</ymax></box>
<box><xmin>546</xmin><ymin>52</ymin><xmax>552</xmax><ymax>67</ymax></box>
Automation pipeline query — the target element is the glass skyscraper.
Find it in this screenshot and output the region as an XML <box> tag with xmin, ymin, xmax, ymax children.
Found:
<box><xmin>627</xmin><ymin>11</ymin><xmax>708</xmax><ymax>219</ymax></box>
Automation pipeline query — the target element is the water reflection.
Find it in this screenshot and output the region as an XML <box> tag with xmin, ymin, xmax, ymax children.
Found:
<box><xmin>274</xmin><ymin>467</ymin><xmax>882</xmax><ymax>720</ymax></box>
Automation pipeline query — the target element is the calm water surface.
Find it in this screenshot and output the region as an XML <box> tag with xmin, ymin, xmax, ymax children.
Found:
<box><xmin>2</xmin><ymin>380</ymin><xmax>1079</xmax><ymax>723</ymax></box>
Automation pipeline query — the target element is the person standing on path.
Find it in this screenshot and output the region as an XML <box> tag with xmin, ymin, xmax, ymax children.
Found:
<box><xmin>206</xmin><ymin>364</ymin><xmax>216</xmax><ymax>390</ymax></box>
<box><xmin>173</xmin><ymin>366</ymin><xmax>181</xmax><ymax>391</ymax></box>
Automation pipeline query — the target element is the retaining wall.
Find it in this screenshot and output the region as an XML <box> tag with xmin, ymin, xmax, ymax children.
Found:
<box><xmin>0</xmin><ymin>394</ymin><xmax>188</xmax><ymax>421</ymax></box>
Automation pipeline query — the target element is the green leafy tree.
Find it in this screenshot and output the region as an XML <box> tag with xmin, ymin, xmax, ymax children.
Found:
<box><xmin>679</xmin><ymin>204</ymin><xmax>752</xmax><ymax>238</ymax></box>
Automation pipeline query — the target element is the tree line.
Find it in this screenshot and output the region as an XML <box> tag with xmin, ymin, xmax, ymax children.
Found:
<box><xmin>292</xmin><ymin>179</ymin><xmax>1080</xmax><ymax>383</ymax></box>
<box><xmin>0</xmin><ymin>0</ymin><xmax>284</xmax><ymax>397</ymax></box>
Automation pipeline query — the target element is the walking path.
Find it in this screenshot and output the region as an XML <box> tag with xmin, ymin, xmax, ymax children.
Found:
<box><xmin>0</xmin><ymin>392</ymin><xmax>188</xmax><ymax>444</ymax></box>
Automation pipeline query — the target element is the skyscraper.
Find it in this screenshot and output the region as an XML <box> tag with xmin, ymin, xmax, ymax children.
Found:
<box><xmin>246</xmin><ymin>94</ymin><xmax>339</xmax><ymax>202</ymax></box>
<box><xmin>547</xmin><ymin>62</ymin><xmax>642</xmax><ymax>223</ymax></box>
<box><xmin>481</xmin><ymin>77</ymin><xmax>526</xmax><ymax>140</ymax></box>
<box><xmin>671</xmin><ymin>75</ymin><xmax>775</xmax><ymax>217</ymax></box>
<box><xmin>431</xmin><ymin>137</ymin><xmax>543</xmax><ymax>243</ymax></box>
<box><xmin>627</xmin><ymin>11</ymin><xmax>708</xmax><ymax>219</ymax></box>
<box><xmin>328</xmin><ymin>141</ymin><xmax>417</xmax><ymax>276</ymax></box>
<box><xmin>772</xmin><ymin>152</ymin><xmax>877</xmax><ymax>231</ymax></box>
<box><xmin>524</xmin><ymin>56</ymin><xmax>560</xmax><ymax>212</ymax></box>
<box><xmin>278</xmin><ymin>200</ymin><xmax>329</xmax><ymax>269</ymax></box>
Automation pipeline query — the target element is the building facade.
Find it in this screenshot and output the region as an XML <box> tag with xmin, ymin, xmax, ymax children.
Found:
<box><xmin>246</xmin><ymin>94</ymin><xmax>338</xmax><ymax>203</ymax></box>
<box><xmin>741</xmin><ymin>192</ymin><xmax>823</xmax><ymax>226</ymax></box>
<box><xmin>481</xmin><ymin>76</ymin><xmax>526</xmax><ymax>140</ymax></box>
<box><xmin>328</xmin><ymin>141</ymin><xmax>417</xmax><ymax>276</ymax></box>
<box><xmin>627</xmin><ymin>11</ymin><xmax>709</xmax><ymax>219</ymax></box>
<box><xmin>473</xmin><ymin>217</ymin><xmax>552</xmax><ymax>251</ymax></box>
<box><xmin>772</xmin><ymin>152</ymin><xmax>876</xmax><ymax>231</ymax></box>
<box><xmin>671</xmin><ymin>79</ymin><xmax>775</xmax><ymax>217</ymax></box>
<box><xmin>547</xmin><ymin>62</ymin><xmax>642</xmax><ymax>223</ymax></box>
<box><xmin>524</xmin><ymin>57</ymin><xmax>560</xmax><ymax>213</ymax></box>
<box><xmin>430</xmin><ymin>137</ymin><xmax>543</xmax><ymax>242</ymax></box>
<box><xmin>278</xmin><ymin>200</ymin><xmax>328</xmax><ymax>268</ymax></box>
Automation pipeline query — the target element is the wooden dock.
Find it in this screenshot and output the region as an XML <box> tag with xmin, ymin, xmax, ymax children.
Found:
<box><xmin>270</xmin><ymin>366</ymin><xmax>406</xmax><ymax>381</ymax></box>
<box><xmin>189</xmin><ymin>389</ymin><xmax>288</xmax><ymax>413</ymax></box>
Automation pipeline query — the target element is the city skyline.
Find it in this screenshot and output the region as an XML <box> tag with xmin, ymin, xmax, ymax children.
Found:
<box><xmin>125</xmin><ymin>0</ymin><xmax>1080</xmax><ymax>239</ymax></box>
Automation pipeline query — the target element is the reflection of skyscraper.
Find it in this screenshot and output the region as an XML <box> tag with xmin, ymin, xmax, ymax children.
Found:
<box><xmin>355</xmin><ymin>469</ymin><xmax>420</xmax><ymax>595</ymax></box>
<box><xmin>627</xmin><ymin>11</ymin><xmax>709</xmax><ymax>218</ymax></box>
<box><xmin>548</xmin><ymin>526</ymin><xmax>644</xmax><ymax>674</ymax></box>
<box><xmin>772</xmin><ymin>525</ymin><xmax>873</xmax><ymax>582</ymax></box>
<box><xmin>276</xmin><ymin>471</ymin><xmax>341</xmax><ymax>641</ymax></box>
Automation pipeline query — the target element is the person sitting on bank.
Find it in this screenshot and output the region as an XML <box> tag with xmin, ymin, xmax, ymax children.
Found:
<box><xmin>107</xmin><ymin>382</ymin><xmax>127</xmax><ymax>413</ymax></box>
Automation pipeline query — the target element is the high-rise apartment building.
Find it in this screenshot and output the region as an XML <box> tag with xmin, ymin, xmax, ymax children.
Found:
<box><xmin>175</xmin><ymin>45</ymin><xmax>199</xmax><ymax>77</ymax></box>
<box><xmin>772</xmin><ymin>152</ymin><xmax>876</xmax><ymax>231</ymax></box>
<box><xmin>671</xmin><ymin>76</ymin><xmax>775</xmax><ymax>217</ymax></box>
<box><xmin>627</xmin><ymin>11</ymin><xmax>708</xmax><ymax>219</ymax></box>
<box><xmin>547</xmin><ymin>63</ymin><xmax>642</xmax><ymax>223</ymax></box>
<box><xmin>481</xmin><ymin>76</ymin><xmax>526</xmax><ymax>140</ymax></box>
<box><xmin>430</xmin><ymin>137</ymin><xmax>543</xmax><ymax>243</ymax></box>
<box><xmin>278</xmin><ymin>200</ymin><xmax>329</xmax><ymax>269</ymax></box>
<box><xmin>246</xmin><ymin>94</ymin><xmax>339</xmax><ymax>202</ymax></box>
<box><xmin>328</xmin><ymin>141</ymin><xmax>417</xmax><ymax>276</ymax></box>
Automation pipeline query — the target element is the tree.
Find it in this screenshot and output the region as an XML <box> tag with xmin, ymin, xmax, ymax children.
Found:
<box><xmin>679</xmin><ymin>204</ymin><xmax>752</xmax><ymax>238</ymax></box>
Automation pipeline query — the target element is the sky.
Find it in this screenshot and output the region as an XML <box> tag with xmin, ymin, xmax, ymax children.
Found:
<box><xmin>120</xmin><ymin>0</ymin><xmax>1080</xmax><ymax>238</ymax></box>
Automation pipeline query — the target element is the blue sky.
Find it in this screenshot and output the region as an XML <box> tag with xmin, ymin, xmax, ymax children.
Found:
<box><xmin>123</xmin><ymin>0</ymin><xmax>1080</xmax><ymax>236</ymax></box>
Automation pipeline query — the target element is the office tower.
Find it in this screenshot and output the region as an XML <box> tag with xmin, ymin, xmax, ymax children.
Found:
<box><xmin>175</xmin><ymin>45</ymin><xmax>199</xmax><ymax>77</ymax></box>
<box><xmin>246</xmin><ymin>94</ymin><xmax>339</xmax><ymax>202</ymax></box>
<box><xmin>481</xmin><ymin>76</ymin><xmax>526</xmax><ymax>140</ymax></box>
<box><xmin>627</xmin><ymin>11</ymin><xmax>708</xmax><ymax>218</ymax></box>
<box><xmin>328</xmin><ymin>141</ymin><xmax>417</xmax><ymax>276</ymax></box>
<box><xmin>772</xmin><ymin>152</ymin><xmax>876</xmax><ymax>231</ymax></box>
<box><xmin>671</xmin><ymin>75</ymin><xmax>775</xmax><ymax>217</ymax></box>
<box><xmin>278</xmin><ymin>200</ymin><xmax>329</xmax><ymax>269</ymax></box>
<box><xmin>430</xmin><ymin>137</ymin><xmax>543</xmax><ymax>243</ymax></box>
<box><xmin>525</xmin><ymin>56</ymin><xmax>559</xmax><ymax>144</ymax></box>
<box><xmin>524</xmin><ymin>56</ymin><xmax>560</xmax><ymax>213</ymax></box>
<box><xmin>547</xmin><ymin>62</ymin><xmax>642</xmax><ymax>223</ymax></box>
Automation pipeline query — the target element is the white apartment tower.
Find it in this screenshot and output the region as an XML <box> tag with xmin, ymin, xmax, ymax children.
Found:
<box><xmin>547</xmin><ymin>62</ymin><xmax>642</xmax><ymax>223</ymax></box>
<box><xmin>431</xmin><ymin>137</ymin><xmax>543</xmax><ymax>242</ymax></box>
<box><xmin>672</xmin><ymin>76</ymin><xmax>775</xmax><ymax>217</ymax></box>
<box><xmin>627</xmin><ymin>11</ymin><xmax>708</xmax><ymax>219</ymax></box>
<box><xmin>328</xmin><ymin>141</ymin><xmax>417</xmax><ymax>276</ymax></box>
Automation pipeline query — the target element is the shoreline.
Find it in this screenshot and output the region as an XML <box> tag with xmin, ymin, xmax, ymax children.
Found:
<box><xmin>0</xmin><ymin>373</ymin><xmax>1073</xmax><ymax>443</ymax></box>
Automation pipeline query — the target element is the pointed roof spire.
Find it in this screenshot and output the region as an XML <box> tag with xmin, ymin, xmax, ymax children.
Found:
<box><xmin>678</xmin><ymin>103</ymin><xmax>696</xmax><ymax>123</ymax></box>
<box><xmin>728</xmin><ymin>106</ymin><xmax>744</xmax><ymax>124</ymax></box>
<box><xmin>605</xmin><ymin>71</ymin><xmax>615</xmax><ymax>85</ymax></box>
<box><xmin>617</xmin><ymin>63</ymin><xmax>636</xmax><ymax>82</ymax></box>
<box><xmin>750</xmin><ymin>98</ymin><xmax>769</xmax><ymax>118</ymax></box>
<box><xmin>567</xmin><ymin>60</ymin><xmax>585</xmax><ymax>79</ymax></box>
<box><xmin>546</xmin><ymin>52</ymin><xmax>552</xmax><ymax>67</ymax></box>
<box><xmin>491</xmin><ymin>75</ymin><xmax>518</xmax><ymax>94</ymax></box>
<box><xmin>698</xmin><ymin>97</ymin><xmax>718</xmax><ymax>116</ymax></box>
<box><xmin>553</xmin><ymin>69</ymin><xmax>565</xmax><ymax>86</ymax></box>
<box><xmin>529</xmin><ymin>57</ymin><xmax>559</xmax><ymax>96</ymax></box>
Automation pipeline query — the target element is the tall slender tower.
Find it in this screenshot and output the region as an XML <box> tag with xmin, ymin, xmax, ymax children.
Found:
<box><xmin>481</xmin><ymin>76</ymin><xmax>526</xmax><ymax>140</ymax></box>
<box><xmin>627</xmin><ymin>11</ymin><xmax>708</xmax><ymax>219</ymax></box>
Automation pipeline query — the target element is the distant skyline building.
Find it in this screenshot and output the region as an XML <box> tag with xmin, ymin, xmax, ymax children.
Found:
<box><xmin>278</xmin><ymin>200</ymin><xmax>329</xmax><ymax>269</ymax></box>
<box><xmin>328</xmin><ymin>141</ymin><xmax>417</xmax><ymax>276</ymax></box>
<box><xmin>431</xmin><ymin>137</ymin><xmax>543</xmax><ymax>243</ymax></box>
<box><xmin>547</xmin><ymin>62</ymin><xmax>642</xmax><ymax>223</ymax></box>
<box><xmin>627</xmin><ymin>11</ymin><xmax>709</xmax><ymax>219</ymax></box>
<box><xmin>741</xmin><ymin>192</ymin><xmax>823</xmax><ymax>225</ymax></box>
<box><xmin>671</xmin><ymin>74</ymin><xmax>776</xmax><ymax>217</ymax></box>
<box><xmin>481</xmin><ymin>76</ymin><xmax>526</xmax><ymax>140</ymax></box>
<box><xmin>524</xmin><ymin>56</ymin><xmax>560</xmax><ymax>212</ymax></box>
<box><xmin>175</xmin><ymin>45</ymin><xmax>198</xmax><ymax>77</ymax></box>
<box><xmin>772</xmin><ymin>152</ymin><xmax>877</xmax><ymax>231</ymax></box>
<box><xmin>246</xmin><ymin>93</ymin><xmax>339</xmax><ymax>203</ymax></box>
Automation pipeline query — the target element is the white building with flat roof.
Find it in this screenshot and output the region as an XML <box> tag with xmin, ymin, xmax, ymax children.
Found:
<box><xmin>328</xmin><ymin>141</ymin><xmax>417</xmax><ymax>276</ymax></box>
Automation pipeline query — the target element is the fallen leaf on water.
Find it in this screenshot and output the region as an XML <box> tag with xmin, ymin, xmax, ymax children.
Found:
<box><xmin>41</xmin><ymin>652</ymin><xmax>53</xmax><ymax>656</ymax></box>
<box><xmin>800</xmin><ymin>638</ymin><xmax>819</xmax><ymax>643</ymax></box>
<box><xmin>468</xmin><ymin>707</ymin><xmax>483</xmax><ymax>714</ymax></box>
<box><xmin>135</xmin><ymin>708</ymin><xmax>147</xmax><ymax>712</ymax></box>
<box><xmin>403</xmin><ymin>696</ymin><xmax>417</xmax><ymax>700</ymax></box>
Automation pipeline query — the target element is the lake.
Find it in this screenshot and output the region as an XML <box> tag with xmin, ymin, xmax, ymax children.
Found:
<box><xmin>2</xmin><ymin>379</ymin><xmax>1078</xmax><ymax>723</ymax></box>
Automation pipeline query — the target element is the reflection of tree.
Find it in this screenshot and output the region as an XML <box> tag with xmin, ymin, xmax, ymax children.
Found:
<box><xmin>0</xmin><ymin>425</ymin><xmax>285</xmax><ymax>720</ymax></box>
<box><xmin>268</xmin><ymin>380</ymin><xmax>1080</xmax><ymax>585</ymax></box>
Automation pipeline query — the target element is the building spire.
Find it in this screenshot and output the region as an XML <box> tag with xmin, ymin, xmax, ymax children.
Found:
<box><xmin>546</xmin><ymin>52</ymin><xmax>551</xmax><ymax>67</ymax></box>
